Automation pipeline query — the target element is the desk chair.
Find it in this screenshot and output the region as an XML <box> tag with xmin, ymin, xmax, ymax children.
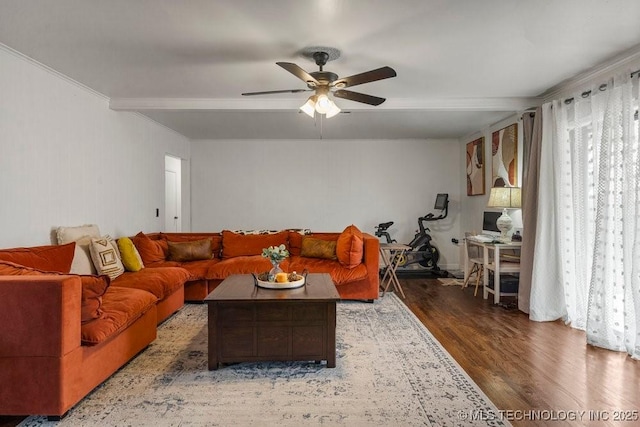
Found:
<box><xmin>463</xmin><ymin>232</ymin><xmax>484</xmax><ymax>296</ymax></box>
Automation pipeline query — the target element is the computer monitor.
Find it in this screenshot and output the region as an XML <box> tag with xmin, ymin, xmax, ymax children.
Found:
<box><xmin>482</xmin><ymin>211</ymin><xmax>501</xmax><ymax>236</ymax></box>
<box><xmin>434</xmin><ymin>193</ymin><xmax>449</xmax><ymax>210</ymax></box>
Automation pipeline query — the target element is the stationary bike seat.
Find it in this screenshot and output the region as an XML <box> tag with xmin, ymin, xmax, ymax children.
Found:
<box><xmin>377</xmin><ymin>221</ymin><xmax>394</xmax><ymax>229</ymax></box>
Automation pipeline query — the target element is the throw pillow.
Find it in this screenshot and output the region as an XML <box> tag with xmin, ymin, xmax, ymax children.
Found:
<box><xmin>232</xmin><ymin>229</ymin><xmax>281</xmax><ymax>235</ymax></box>
<box><xmin>336</xmin><ymin>224</ymin><xmax>364</xmax><ymax>269</ymax></box>
<box><xmin>160</xmin><ymin>233</ymin><xmax>222</xmax><ymax>257</ymax></box>
<box><xmin>0</xmin><ymin>260</ymin><xmax>110</xmax><ymax>323</ymax></box>
<box><xmin>167</xmin><ymin>239</ymin><xmax>213</xmax><ymax>262</ymax></box>
<box><xmin>132</xmin><ymin>232</ymin><xmax>168</xmax><ymax>265</ymax></box>
<box><xmin>301</xmin><ymin>237</ymin><xmax>337</xmax><ymax>260</ymax></box>
<box><xmin>89</xmin><ymin>237</ymin><xmax>125</xmax><ymax>280</ymax></box>
<box><xmin>69</xmin><ymin>236</ymin><xmax>98</xmax><ymax>275</ymax></box>
<box><xmin>56</xmin><ymin>224</ymin><xmax>101</xmax><ymax>245</ymax></box>
<box><xmin>79</xmin><ymin>274</ymin><xmax>111</xmax><ymax>323</ymax></box>
<box><xmin>0</xmin><ymin>242</ymin><xmax>76</xmax><ymax>273</ymax></box>
<box><xmin>117</xmin><ymin>237</ymin><xmax>145</xmax><ymax>272</ymax></box>
<box><xmin>57</xmin><ymin>225</ymin><xmax>102</xmax><ymax>275</ymax></box>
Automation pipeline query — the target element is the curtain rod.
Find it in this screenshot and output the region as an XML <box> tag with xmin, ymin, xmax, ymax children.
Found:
<box><xmin>563</xmin><ymin>69</ymin><xmax>640</xmax><ymax>105</ymax></box>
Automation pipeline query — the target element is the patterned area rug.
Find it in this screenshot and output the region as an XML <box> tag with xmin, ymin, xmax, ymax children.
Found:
<box><xmin>21</xmin><ymin>294</ymin><xmax>509</xmax><ymax>426</ymax></box>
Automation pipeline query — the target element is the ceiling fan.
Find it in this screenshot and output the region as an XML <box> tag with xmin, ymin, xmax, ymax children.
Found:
<box><xmin>242</xmin><ymin>48</ymin><xmax>397</xmax><ymax>118</ymax></box>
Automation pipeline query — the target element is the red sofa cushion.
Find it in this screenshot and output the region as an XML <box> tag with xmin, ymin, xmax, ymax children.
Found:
<box><xmin>208</xmin><ymin>256</ymin><xmax>290</xmax><ymax>279</ymax></box>
<box><xmin>132</xmin><ymin>232</ymin><xmax>168</xmax><ymax>264</ymax></box>
<box><xmin>0</xmin><ymin>260</ymin><xmax>110</xmax><ymax>323</ymax></box>
<box><xmin>176</xmin><ymin>259</ymin><xmax>220</xmax><ymax>280</ymax></box>
<box><xmin>81</xmin><ymin>286</ymin><xmax>157</xmax><ymax>345</ymax></box>
<box><xmin>288</xmin><ymin>257</ymin><xmax>368</xmax><ymax>285</ymax></box>
<box><xmin>0</xmin><ymin>242</ymin><xmax>76</xmax><ymax>273</ymax></box>
<box><xmin>221</xmin><ymin>230</ymin><xmax>288</xmax><ymax>259</ymax></box>
<box><xmin>111</xmin><ymin>267</ymin><xmax>190</xmax><ymax>301</ymax></box>
<box><xmin>336</xmin><ymin>225</ymin><xmax>364</xmax><ymax>269</ymax></box>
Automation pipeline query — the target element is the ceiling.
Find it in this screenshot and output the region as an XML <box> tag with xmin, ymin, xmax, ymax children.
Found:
<box><xmin>2</xmin><ymin>0</ymin><xmax>640</xmax><ymax>140</ymax></box>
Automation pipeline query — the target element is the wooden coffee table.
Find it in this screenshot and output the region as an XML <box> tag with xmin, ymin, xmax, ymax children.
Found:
<box><xmin>204</xmin><ymin>273</ymin><xmax>340</xmax><ymax>370</ymax></box>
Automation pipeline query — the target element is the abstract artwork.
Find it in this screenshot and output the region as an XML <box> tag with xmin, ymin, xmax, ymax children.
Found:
<box><xmin>491</xmin><ymin>123</ymin><xmax>518</xmax><ymax>187</ymax></box>
<box><xmin>466</xmin><ymin>137</ymin><xmax>485</xmax><ymax>196</ymax></box>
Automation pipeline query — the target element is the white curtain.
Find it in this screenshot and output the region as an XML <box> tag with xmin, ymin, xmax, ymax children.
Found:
<box><xmin>530</xmin><ymin>72</ymin><xmax>640</xmax><ymax>358</ymax></box>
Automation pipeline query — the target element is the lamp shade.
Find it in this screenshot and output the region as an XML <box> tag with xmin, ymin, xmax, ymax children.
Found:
<box><xmin>299</xmin><ymin>89</ymin><xmax>340</xmax><ymax>119</ymax></box>
<box><xmin>300</xmin><ymin>96</ymin><xmax>316</xmax><ymax>118</ymax></box>
<box><xmin>487</xmin><ymin>187</ymin><xmax>521</xmax><ymax>209</ymax></box>
<box><xmin>487</xmin><ymin>186</ymin><xmax>521</xmax><ymax>241</ymax></box>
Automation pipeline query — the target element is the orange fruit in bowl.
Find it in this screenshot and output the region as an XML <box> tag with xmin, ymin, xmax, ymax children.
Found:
<box><xmin>275</xmin><ymin>272</ymin><xmax>288</xmax><ymax>283</ymax></box>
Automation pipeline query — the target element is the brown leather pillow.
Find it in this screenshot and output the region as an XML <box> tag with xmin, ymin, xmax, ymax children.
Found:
<box><xmin>300</xmin><ymin>237</ymin><xmax>337</xmax><ymax>260</ymax></box>
<box><xmin>167</xmin><ymin>239</ymin><xmax>213</xmax><ymax>262</ymax></box>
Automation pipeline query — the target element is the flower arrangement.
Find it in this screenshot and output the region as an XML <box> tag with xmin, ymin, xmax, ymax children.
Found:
<box><xmin>261</xmin><ymin>244</ymin><xmax>290</xmax><ymax>264</ymax></box>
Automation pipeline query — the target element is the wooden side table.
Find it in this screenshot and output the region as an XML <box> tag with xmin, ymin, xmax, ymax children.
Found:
<box><xmin>379</xmin><ymin>243</ymin><xmax>410</xmax><ymax>298</ymax></box>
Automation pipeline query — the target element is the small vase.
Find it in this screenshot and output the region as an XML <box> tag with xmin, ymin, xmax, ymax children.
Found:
<box><xmin>268</xmin><ymin>260</ymin><xmax>283</xmax><ymax>281</ymax></box>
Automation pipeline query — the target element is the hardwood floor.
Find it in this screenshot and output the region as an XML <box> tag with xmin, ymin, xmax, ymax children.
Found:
<box><xmin>2</xmin><ymin>277</ymin><xmax>638</xmax><ymax>426</ymax></box>
<box><xmin>400</xmin><ymin>277</ymin><xmax>640</xmax><ymax>427</ymax></box>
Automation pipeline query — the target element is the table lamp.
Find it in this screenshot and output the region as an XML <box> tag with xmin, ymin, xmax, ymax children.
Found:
<box><xmin>487</xmin><ymin>186</ymin><xmax>521</xmax><ymax>241</ymax></box>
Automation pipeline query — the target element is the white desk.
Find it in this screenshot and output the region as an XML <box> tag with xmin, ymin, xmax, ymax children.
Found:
<box><xmin>465</xmin><ymin>238</ymin><xmax>522</xmax><ymax>304</ymax></box>
<box><xmin>379</xmin><ymin>243</ymin><xmax>411</xmax><ymax>298</ymax></box>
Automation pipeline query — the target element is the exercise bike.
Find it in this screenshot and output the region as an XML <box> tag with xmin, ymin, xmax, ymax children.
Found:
<box><xmin>375</xmin><ymin>193</ymin><xmax>449</xmax><ymax>271</ymax></box>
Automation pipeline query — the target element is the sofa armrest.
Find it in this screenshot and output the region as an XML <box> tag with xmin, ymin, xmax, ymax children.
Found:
<box><xmin>361</xmin><ymin>233</ymin><xmax>380</xmax><ymax>288</ymax></box>
<box><xmin>0</xmin><ymin>276</ymin><xmax>82</xmax><ymax>358</ymax></box>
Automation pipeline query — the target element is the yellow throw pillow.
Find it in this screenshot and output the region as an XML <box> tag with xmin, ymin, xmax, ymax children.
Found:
<box><xmin>117</xmin><ymin>237</ymin><xmax>145</xmax><ymax>272</ymax></box>
<box><xmin>300</xmin><ymin>237</ymin><xmax>337</xmax><ymax>260</ymax></box>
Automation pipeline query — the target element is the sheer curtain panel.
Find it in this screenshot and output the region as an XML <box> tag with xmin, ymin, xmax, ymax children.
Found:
<box><xmin>530</xmin><ymin>72</ymin><xmax>640</xmax><ymax>358</ymax></box>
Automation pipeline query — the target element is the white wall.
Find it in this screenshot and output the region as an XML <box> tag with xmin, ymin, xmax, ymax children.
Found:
<box><xmin>456</xmin><ymin>114</ymin><xmax>524</xmax><ymax>265</ymax></box>
<box><xmin>459</xmin><ymin>114</ymin><xmax>524</xmax><ymax>235</ymax></box>
<box><xmin>191</xmin><ymin>138</ymin><xmax>462</xmax><ymax>269</ymax></box>
<box><xmin>0</xmin><ymin>46</ymin><xmax>190</xmax><ymax>247</ymax></box>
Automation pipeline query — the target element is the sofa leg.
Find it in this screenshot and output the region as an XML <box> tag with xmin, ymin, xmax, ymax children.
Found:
<box><xmin>48</xmin><ymin>412</ymin><xmax>68</xmax><ymax>421</ymax></box>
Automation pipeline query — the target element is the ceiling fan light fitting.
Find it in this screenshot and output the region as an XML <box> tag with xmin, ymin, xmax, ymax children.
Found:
<box><xmin>325</xmin><ymin>102</ymin><xmax>341</xmax><ymax>118</ymax></box>
<box><xmin>315</xmin><ymin>94</ymin><xmax>333</xmax><ymax>114</ymax></box>
<box><xmin>300</xmin><ymin>96</ymin><xmax>316</xmax><ymax>118</ymax></box>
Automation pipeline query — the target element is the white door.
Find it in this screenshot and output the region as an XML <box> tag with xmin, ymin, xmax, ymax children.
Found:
<box><xmin>165</xmin><ymin>155</ymin><xmax>181</xmax><ymax>232</ymax></box>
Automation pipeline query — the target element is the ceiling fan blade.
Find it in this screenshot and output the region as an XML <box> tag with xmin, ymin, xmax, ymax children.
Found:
<box><xmin>332</xmin><ymin>66</ymin><xmax>396</xmax><ymax>88</ymax></box>
<box><xmin>276</xmin><ymin>62</ymin><xmax>320</xmax><ymax>86</ymax></box>
<box><xmin>333</xmin><ymin>89</ymin><xmax>386</xmax><ymax>106</ymax></box>
<box><xmin>242</xmin><ymin>89</ymin><xmax>312</xmax><ymax>96</ymax></box>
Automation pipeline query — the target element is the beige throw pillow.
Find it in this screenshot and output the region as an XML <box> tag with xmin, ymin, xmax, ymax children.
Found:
<box><xmin>56</xmin><ymin>224</ymin><xmax>101</xmax><ymax>244</ymax></box>
<box><xmin>89</xmin><ymin>236</ymin><xmax>125</xmax><ymax>280</ymax></box>
<box><xmin>57</xmin><ymin>224</ymin><xmax>102</xmax><ymax>275</ymax></box>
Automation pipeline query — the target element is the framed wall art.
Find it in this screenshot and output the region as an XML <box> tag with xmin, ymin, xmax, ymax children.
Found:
<box><xmin>466</xmin><ymin>137</ymin><xmax>485</xmax><ymax>196</ymax></box>
<box><xmin>491</xmin><ymin>123</ymin><xmax>518</xmax><ymax>187</ymax></box>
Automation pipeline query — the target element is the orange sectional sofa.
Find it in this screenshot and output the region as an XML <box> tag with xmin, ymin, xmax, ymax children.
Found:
<box><xmin>132</xmin><ymin>226</ymin><xmax>380</xmax><ymax>302</ymax></box>
<box><xmin>0</xmin><ymin>243</ymin><xmax>190</xmax><ymax>418</ymax></box>
<box><xmin>0</xmin><ymin>225</ymin><xmax>379</xmax><ymax>418</ymax></box>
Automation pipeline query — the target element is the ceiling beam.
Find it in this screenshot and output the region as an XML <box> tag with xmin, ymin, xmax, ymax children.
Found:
<box><xmin>109</xmin><ymin>97</ymin><xmax>542</xmax><ymax>112</ymax></box>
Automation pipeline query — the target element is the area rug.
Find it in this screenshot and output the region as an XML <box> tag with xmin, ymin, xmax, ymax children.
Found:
<box><xmin>20</xmin><ymin>294</ymin><xmax>509</xmax><ymax>427</ymax></box>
